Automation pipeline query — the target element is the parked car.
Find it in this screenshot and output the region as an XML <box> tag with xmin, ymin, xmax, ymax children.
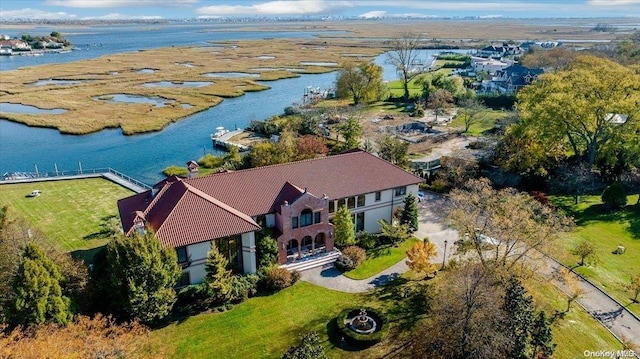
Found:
<box><xmin>417</xmin><ymin>192</ymin><xmax>426</xmax><ymax>202</ymax></box>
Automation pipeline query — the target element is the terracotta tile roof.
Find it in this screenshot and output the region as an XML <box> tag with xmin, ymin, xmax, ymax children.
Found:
<box><xmin>187</xmin><ymin>149</ymin><xmax>423</xmax><ymax>216</ymax></box>
<box><xmin>118</xmin><ymin>150</ymin><xmax>422</xmax><ymax>248</ymax></box>
<box><xmin>118</xmin><ymin>178</ymin><xmax>260</xmax><ymax>247</ymax></box>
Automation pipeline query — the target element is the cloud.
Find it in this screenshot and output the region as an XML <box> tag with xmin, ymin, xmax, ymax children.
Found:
<box><xmin>358</xmin><ymin>10</ymin><xmax>386</xmax><ymax>18</ymax></box>
<box><xmin>587</xmin><ymin>0</ymin><xmax>640</xmax><ymax>5</ymax></box>
<box><xmin>44</xmin><ymin>0</ymin><xmax>198</xmax><ymax>8</ymax></box>
<box><xmin>83</xmin><ymin>13</ymin><xmax>165</xmax><ymax>20</ymax></box>
<box><xmin>0</xmin><ymin>8</ymin><xmax>76</xmax><ymax>19</ymax></box>
<box><xmin>197</xmin><ymin>0</ymin><xmax>354</xmax><ymax>16</ymax></box>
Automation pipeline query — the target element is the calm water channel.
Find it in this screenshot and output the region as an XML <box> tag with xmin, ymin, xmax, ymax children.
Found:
<box><xmin>0</xmin><ymin>23</ymin><xmax>460</xmax><ymax>184</ymax></box>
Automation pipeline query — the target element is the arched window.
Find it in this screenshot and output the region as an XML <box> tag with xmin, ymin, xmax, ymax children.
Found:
<box><xmin>300</xmin><ymin>208</ymin><xmax>313</xmax><ymax>227</ymax></box>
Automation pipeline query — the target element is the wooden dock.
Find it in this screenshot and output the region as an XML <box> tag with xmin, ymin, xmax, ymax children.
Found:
<box><xmin>211</xmin><ymin>129</ymin><xmax>250</xmax><ymax>151</ymax></box>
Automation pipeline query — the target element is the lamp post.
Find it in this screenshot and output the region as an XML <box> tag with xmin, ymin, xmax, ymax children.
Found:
<box><xmin>441</xmin><ymin>240</ymin><xmax>448</xmax><ymax>270</ymax></box>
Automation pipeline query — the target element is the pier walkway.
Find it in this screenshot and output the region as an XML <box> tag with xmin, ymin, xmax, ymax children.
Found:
<box><xmin>211</xmin><ymin>129</ymin><xmax>249</xmax><ymax>151</ymax></box>
<box><xmin>1</xmin><ymin>168</ymin><xmax>150</xmax><ymax>193</ymax></box>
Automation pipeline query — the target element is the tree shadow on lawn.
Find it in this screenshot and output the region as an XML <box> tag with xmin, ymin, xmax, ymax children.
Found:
<box><xmin>366</xmin><ymin>276</ymin><xmax>434</xmax><ymax>329</ymax></box>
<box><xmin>564</xmin><ymin>203</ymin><xmax>640</xmax><ymax>239</ymax></box>
<box><xmin>367</xmin><ymin>246</ymin><xmax>392</xmax><ymax>259</ymax></box>
<box><xmin>627</xmin><ymin>204</ymin><xmax>640</xmax><ymax>240</ymax></box>
<box><xmin>70</xmin><ymin>246</ymin><xmax>105</xmax><ymax>264</ymax></box>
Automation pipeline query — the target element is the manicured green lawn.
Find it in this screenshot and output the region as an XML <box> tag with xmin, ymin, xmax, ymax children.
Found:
<box><xmin>0</xmin><ymin>178</ymin><xmax>133</xmax><ymax>252</ymax></box>
<box><xmin>148</xmin><ymin>273</ymin><xmax>622</xmax><ymax>359</ymax></box>
<box><xmin>550</xmin><ymin>194</ymin><xmax>640</xmax><ymax>317</ymax></box>
<box><xmin>449</xmin><ymin>109</ymin><xmax>507</xmax><ymax>136</ymax></box>
<box><xmin>149</xmin><ymin>282</ymin><xmax>370</xmax><ymax>359</ymax></box>
<box><xmin>525</xmin><ymin>275</ymin><xmax>624</xmax><ymax>358</ymax></box>
<box><xmin>343</xmin><ymin>237</ymin><xmax>420</xmax><ymax>280</ymax></box>
<box><xmin>387</xmin><ymin>79</ymin><xmax>422</xmax><ymax>99</ymax></box>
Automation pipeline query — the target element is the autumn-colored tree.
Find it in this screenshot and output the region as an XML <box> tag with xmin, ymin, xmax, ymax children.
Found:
<box><xmin>333</xmin><ymin>206</ymin><xmax>355</xmax><ymax>249</ymax></box>
<box><xmin>456</xmin><ymin>98</ymin><xmax>487</xmax><ymax>133</ymax></box>
<box><xmin>412</xmin><ymin>263</ymin><xmax>508</xmax><ymax>359</ymax></box>
<box><xmin>248</xmin><ymin>141</ymin><xmax>282</xmax><ymax>167</ymax></box>
<box><xmin>436</xmin><ymin>151</ymin><xmax>479</xmax><ymax>190</ymax></box>
<box><xmin>447</xmin><ymin>178</ymin><xmax>572</xmax><ymax>272</ymax></box>
<box><xmin>377</xmin><ymin>136</ymin><xmax>410</xmax><ymax>168</ymax></box>
<box><xmin>386</xmin><ymin>33</ymin><xmax>425</xmax><ymax>102</ymax></box>
<box><xmin>406</xmin><ymin>240</ymin><xmax>438</xmax><ymax>274</ymax></box>
<box><xmin>0</xmin><ymin>314</ymin><xmax>149</xmax><ymax>359</ymax></box>
<box><xmin>427</xmin><ymin>89</ymin><xmax>454</xmax><ymax>122</ymax></box>
<box><xmin>520</xmin><ymin>46</ymin><xmax>576</xmax><ymax>71</ymax></box>
<box><xmin>626</xmin><ymin>273</ymin><xmax>640</xmax><ymax>303</ymax></box>
<box><xmin>335</xmin><ymin>61</ymin><xmax>385</xmax><ymax>105</ymax></box>
<box><xmin>570</xmin><ymin>239</ymin><xmax>598</xmax><ymax>266</ymax></box>
<box><xmin>504</xmin><ymin>55</ymin><xmax>640</xmax><ymax>174</ymax></box>
<box><xmin>553</xmin><ymin>266</ymin><xmax>585</xmax><ymax>312</ymax></box>
<box><xmin>295</xmin><ymin>135</ymin><xmax>328</xmax><ymax>160</ymax></box>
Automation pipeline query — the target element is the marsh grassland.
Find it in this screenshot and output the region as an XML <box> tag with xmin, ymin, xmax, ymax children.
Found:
<box><xmin>1</xmin><ymin>18</ymin><xmax>632</xmax><ymax>135</ymax></box>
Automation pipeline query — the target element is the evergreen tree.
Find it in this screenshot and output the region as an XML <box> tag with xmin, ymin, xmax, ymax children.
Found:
<box><xmin>503</xmin><ymin>276</ymin><xmax>534</xmax><ymax>359</ymax></box>
<box><xmin>333</xmin><ymin>205</ymin><xmax>355</xmax><ymax>249</ymax></box>
<box><xmin>400</xmin><ymin>192</ymin><xmax>419</xmax><ymax>232</ymax></box>
<box><xmin>204</xmin><ymin>243</ymin><xmax>234</xmax><ymax>304</ymax></box>
<box><xmin>282</xmin><ymin>332</ymin><xmax>329</xmax><ymax>359</ymax></box>
<box><xmin>257</xmin><ymin>235</ymin><xmax>278</xmax><ymax>270</ymax></box>
<box><xmin>530</xmin><ymin>311</ymin><xmax>556</xmax><ymax>359</ymax></box>
<box><xmin>102</xmin><ymin>231</ymin><xmax>181</xmax><ymax>324</ymax></box>
<box><xmin>11</xmin><ymin>243</ymin><xmax>72</xmax><ymax>327</ymax></box>
<box><xmin>336</xmin><ymin>117</ymin><xmax>362</xmax><ymax>150</ymax></box>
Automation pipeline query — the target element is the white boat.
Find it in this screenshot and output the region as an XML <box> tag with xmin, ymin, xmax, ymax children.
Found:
<box><xmin>211</xmin><ymin>126</ymin><xmax>229</xmax><ymax>138</ymax></box>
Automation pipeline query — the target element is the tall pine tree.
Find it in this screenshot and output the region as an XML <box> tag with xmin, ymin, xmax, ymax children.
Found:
<box><xmin>531</xmin><ymin>311</ymin><xmax>556</xmax><ymax>359</ymax></box>
<box><xmin>102</xmin><ymin>230</ymin><xmax>181</xmax><ymax>324</ymax></box>
<box><xmin>205</xmin><ymin>242</ymin><xmax>234</xmax><ymax>304</ymax></box>
<box><xmin>333</xmin><ymin>205</ymin><xmax>355</xmax><ymax>249</ymax></box>
<box><xmin>11</xmin><ymin>243</ymin><xmax>72</xmax><ymax>327</ymax></box>
<box><xmin>400</xmin><ymin>192</ymin><xmax>418</xmax><ymax>232</ymax></box>
<box><xmin>503</xmin><ymin>276</ymin><xmax>534</xmax><ymax>359</ymax></box>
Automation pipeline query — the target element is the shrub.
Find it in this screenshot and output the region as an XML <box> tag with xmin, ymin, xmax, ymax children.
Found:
<box><xmin>261</xmin><ymin>266</ymin><xmax>298</xmax><ymax>292</ymax></box>
<box><xmin>341</xmin><ymin>246</ymin><xmax>366</xmax><ymax>268</ymax></box>
<box><xmin>230</xmin><ymin>274</ymin><xmax>259</xmax><ymax>302</ymax></box>
<box><xmin>162</xmin><ymin>165</ymin><xmax>189</xmax><ymax>178</ymax></box>
<box><xmin>198</xmin><ymin>154</ymin><xmax>224</xmax><ymax>168</ymax></box>
<box><xmin>601</xmin><ymin>182</ymin><xmax>627</xmax><ymax>209</ymax></box>
<box><xmin>356</xmin><ymin>232</ymin><xmax>378</xmax><ymax>251</ymax></box>
<box><xmin>530</xmin><ymin>191</ymin><xmax>555</xmax><ymax>209</ymax></box>
<box><xmin>334</xmin><ymin>255</ymin><xmax>355</xmax><ymax>272</ymax></box>
<box><xmin>336</xmin><ymin>308</ymin><xmax>389</xmax><ymax>346</ymax></box>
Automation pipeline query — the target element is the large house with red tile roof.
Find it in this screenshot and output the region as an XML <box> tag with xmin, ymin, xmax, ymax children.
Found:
<box><xmin>118</xmin><ymin>150</ymin><xmax>423</xmax><ymax>285</ymax></box>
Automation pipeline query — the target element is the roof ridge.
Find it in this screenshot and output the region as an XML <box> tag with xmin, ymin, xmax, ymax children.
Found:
<box><xmin>190</xmin><ymin>149</ymin><xmax>365</xmax><ymax>181</ymax></box>
<box><xmin>143</xmin><ymin>180</ymin><xmax>180</xmax><ymax>217</ymax></box>
<box><xmin>183</xmin><ymin>182</ymin><xmax>259</xmax><ymax>227</ymax></box>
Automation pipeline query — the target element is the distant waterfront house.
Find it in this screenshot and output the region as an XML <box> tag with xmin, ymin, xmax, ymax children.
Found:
<box><xmin>490</xmin><ymin>64</ymin><xmax>544</xmax><ymax>93</ymax></box>
<box><xmin>118</xmin><ymin>150</ymin><xmax>423</xmax><ymax>285</ymax></box>
<box><xmin>471</xmin><ymin>56</ymin><xmax>510</xmax><ymax>75</ymax></box>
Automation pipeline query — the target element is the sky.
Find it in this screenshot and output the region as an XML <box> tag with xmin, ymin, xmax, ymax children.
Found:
<box><xmin>0</xmin><ymin>0</ymin><xmax>639</xmax><ymax>20</ymax></box>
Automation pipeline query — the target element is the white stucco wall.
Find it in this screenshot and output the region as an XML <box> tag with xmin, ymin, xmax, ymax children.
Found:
<box><xmin>183</xmin><ymin>241</ymin><xmax>211</xmax><ymax>284</ymax></box>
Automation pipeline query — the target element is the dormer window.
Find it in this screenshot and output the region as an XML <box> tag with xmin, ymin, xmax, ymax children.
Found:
<box><xmin>300</xmin><ymin>208</ymin><xmax>313</xmax><ymax>227</ymax></box>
